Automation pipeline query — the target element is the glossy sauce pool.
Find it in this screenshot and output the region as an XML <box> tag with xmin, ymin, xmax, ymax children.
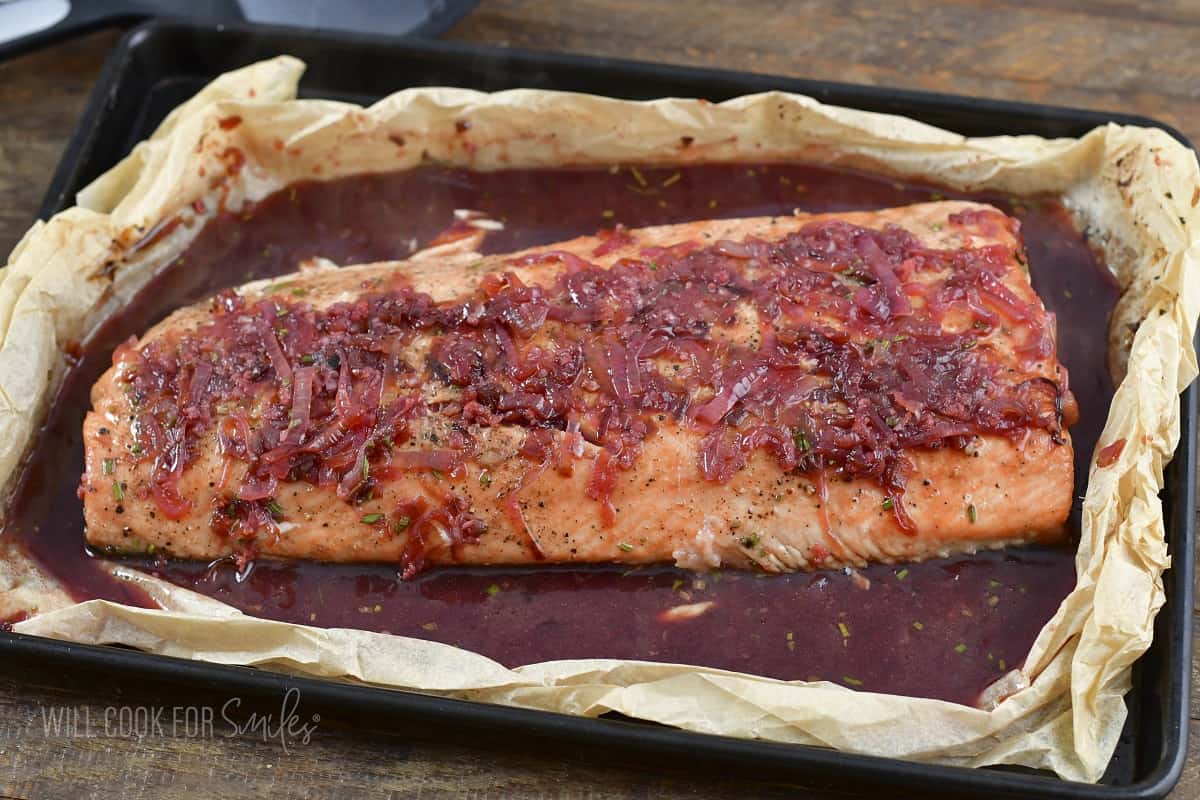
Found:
<box><xmin>5</xmin><ymin>164</ymin><xmax>1116</xmax><ymax>705</ymax></box>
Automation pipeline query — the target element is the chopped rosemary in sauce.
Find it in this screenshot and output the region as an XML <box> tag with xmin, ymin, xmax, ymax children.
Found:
<box><xmin>881</xmin><ymin>497</ymin><xmax>894</xmax><ymax>511</ymax></box>
<box><xmin>102</xmin><ymin>458</ymin><xmax>115</xmax><ymax>475</ymax></box>
<box><xmin>912</xmin><ymin>621</ymin><xmax>924</xmax><ymax>631</ymax></box>
<box><xmin>617</xmin><ymin>541</ymin><xmax>634</xmax><ymax>552</ymax></box>
<box><xmin>486</xmin><ymin>584</ymin><xmax>501</xmax><ymax>596</ymax></box>
<box><xmin>954</xmin><ymin>643</ymin><xmax>968</xmax><ymax>654</ymax></box>
<box><xmin>266</xmin><ymin>500</ymin><xmax>284</xmax><ymax>518</ymax></box>
<box><xmin>967</xmin><ymin>504</ymin><xmax>978</xmax><ymax>523</ymax></box>
<box><xmin>112</xmin><ymin>481</ymin><xmax>125</xmax><ymax>502</ymax></box>
<box><xmin>360</xmin><ymin>513</ymin><xmax>383</xmax><ymax>524</ymax></box>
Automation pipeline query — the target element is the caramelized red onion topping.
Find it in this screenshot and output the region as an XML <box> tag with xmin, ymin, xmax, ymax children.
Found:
<box><xmin>117</xmin><ymin>211</ymin><xmax>1068</xmax><ymax>563</ymax></box>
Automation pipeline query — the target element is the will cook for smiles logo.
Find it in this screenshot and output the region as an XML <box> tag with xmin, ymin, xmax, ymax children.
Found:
<box><xmin>35</xmin><ymin>687</ymin><xmax>320</xmax><ymax>754</ymax></box>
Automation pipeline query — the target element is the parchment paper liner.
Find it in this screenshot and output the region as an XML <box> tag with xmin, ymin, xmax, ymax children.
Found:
<box><xmin>3</xmin><ymin>57</ymin><xmax>1197</xmax><ymax>782</ymax></box>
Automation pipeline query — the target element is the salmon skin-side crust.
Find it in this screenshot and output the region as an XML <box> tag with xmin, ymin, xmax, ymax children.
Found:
<box><xmin>80</xmin><ymin>201</ymin><xmax>1076</xmax><ymax>575</ymax></box>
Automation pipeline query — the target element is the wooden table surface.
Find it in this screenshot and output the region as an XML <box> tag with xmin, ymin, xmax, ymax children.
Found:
<box><xmin>2</xmin><ymin>2</ymin><xmax>1199</xmax><ymax>797</ymax></box>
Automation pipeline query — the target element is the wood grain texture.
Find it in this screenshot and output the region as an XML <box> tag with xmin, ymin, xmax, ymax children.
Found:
<box><xmin>1173</xmin><ymin>718</ymin><xmax>1200</xmax><ymax>800</ymax></box>
<box><xmin>0</xmin><ymin>670</ymin><xmax>820</xmax><ymax>800</ymax></box>
<box><xmin>1</xmin><ymin>1</ymin><xmax>1198</xmax><ymax>797</ymax></box>
<box><xmin>449</xmin><ymin>0</ymin><xmax>1200</xmax><ymax>139</ymax></box>
<box><xmin>0</xmin><ymin>30</ymin><xmax>120</xmax><ymax>263</ymax></box>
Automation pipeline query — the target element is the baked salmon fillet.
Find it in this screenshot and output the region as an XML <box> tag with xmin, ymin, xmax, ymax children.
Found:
<box><xmin>80</xmin><ymin>201</ymin><xmax>1076</xmax><ymax>575</ymax></box>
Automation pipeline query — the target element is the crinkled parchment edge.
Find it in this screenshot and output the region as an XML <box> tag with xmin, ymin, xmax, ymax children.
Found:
<box><xmin>3</xmin><ymin>57</ymin><xmax>1198</xmax><ymax>782</ymax></box>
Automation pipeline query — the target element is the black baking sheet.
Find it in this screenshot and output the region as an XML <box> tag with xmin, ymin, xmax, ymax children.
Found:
<box><xmin>4</xmin><ymin>19</ymin><xmax>1195</xmax><ymax>799</ymax></box>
